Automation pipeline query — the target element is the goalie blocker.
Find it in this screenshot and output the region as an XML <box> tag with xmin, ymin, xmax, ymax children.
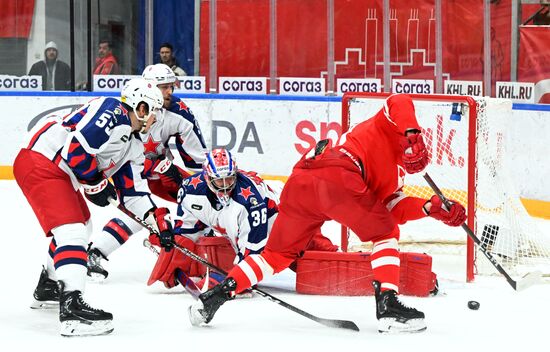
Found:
<box><xmin>295</xmin><ymin>251</ymin><xmax>438</xmax><ymax>297</ymax></box>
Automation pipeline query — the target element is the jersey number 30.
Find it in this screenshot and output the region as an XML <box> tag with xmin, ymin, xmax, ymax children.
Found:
<box><xmin>251</xmin><ymin>208</ymin><xmax>267</xmax><ymax>227</ymax></box>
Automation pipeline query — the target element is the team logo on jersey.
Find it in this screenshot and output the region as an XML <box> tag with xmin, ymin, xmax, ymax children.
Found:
<box><xmin>191</xmin><ymin>204</ymin><xmax>203</xmax><ymax>210</ymax></box>
<box><xmin>249</xmin><ymin>197</ymin><xmax>258</xmax><ymax>206</ymax></box>
<box><xmin>176</xmin><ymin>100</ymin><xmax>190</xmax><ymax>112</ymax></box>
<box><xmin>117</xmin><ymin>103</ymin><xmax>128</xmax><ymax>116</ymax></box>
<box><xmin>189</xmin><ymin>175</ymin><xmax>203</xmax><ymax>189</ymax></box>
<box><xmin>238</xmin><ymin>186</ymin><xmax>254</xmax><ymax>201</ymax></box>
<box><xmin>143</xmin><ymin>135</ymin><xmax>161</xmax><ymax>156</ymax></box>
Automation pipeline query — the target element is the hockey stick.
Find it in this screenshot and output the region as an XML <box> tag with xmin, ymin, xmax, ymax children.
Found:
<box><xmin>143</xmin><ymin>238</ymin><xmax>202</xmax><ymax>299</ymax></box>
<box><xmin>106</xmin><ymin>198</ymin><xmax>202</xmax><ymax>297</ymax></box>
<box><xmin>108</xmin><ymin>199</ymin><xmax>359</xmax><ymax>331</ymax></box>
<box><xmin>171</xmin><ymin>242</ymin><xmax>360</xmax><ymax>332</ymax></box>
<box><xmin>423</xmin><ymin>173</ymin><xmax>541</xmax><ymax>291</ymax></box>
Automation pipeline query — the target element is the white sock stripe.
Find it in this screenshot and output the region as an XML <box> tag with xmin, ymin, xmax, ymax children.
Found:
<box><xmin>252</xmin><ymin>255</ymin><xmax>275</xmax><ymax>276</ymax></box>
<box><xmin>371</xmin><ymin>256</ymin><xmax>400</xmax><ymax>269</ymax></box>
<box><xmin>239</xmin><ymin>260</ymin><xmax>260</xmax><ymax>287</ymax></box>
<box><xmin>372</xmin><ymin>238</ymin><xmax>398</xmax><ymax>253</ymax></box>
<box><xmin>381</xmin><ymin>282</ymin><xmax>399</xmax><ymax>292</ymax></box>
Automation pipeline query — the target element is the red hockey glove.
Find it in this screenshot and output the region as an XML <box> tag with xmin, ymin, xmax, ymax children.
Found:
<box><xmin>401</xmin><ymin>132</ymin><xmax>429</xmax><ymax>174</ymax></box>
<box><xmin>153</xmin><ymin>207</ymin><xmax>174</xmax><ymax>251</ymax></box>
<box><xmin>426</xmin><ymin>195</ymin><xmax>466</xmax><ymax>227</ymax></box>
<box><xmin>82</xmin><ymin>177</ymin><xmax>117</xmax><ymax>207</ymax></box>
<box><xmin>148</xmin><ymin>235</ymin><xmax>196</xmax><ymax>288</ymax></box>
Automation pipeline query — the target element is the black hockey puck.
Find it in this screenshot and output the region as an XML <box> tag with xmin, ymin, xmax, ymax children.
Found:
<box><xmin>467</xmin><ymin>300</ymin><xmax>480</xmax><ymax>310</ymax></box>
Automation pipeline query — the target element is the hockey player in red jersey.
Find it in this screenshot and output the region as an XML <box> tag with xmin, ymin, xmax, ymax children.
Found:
<box><xmin>13</xmin><ymin>78</ymin><xmax>176</xmax><ymax>336</ymax></box>
<box><xmin>188</xmin><ymin>94</ymin><xmax>467</xmax><ymax>333</ymax></box>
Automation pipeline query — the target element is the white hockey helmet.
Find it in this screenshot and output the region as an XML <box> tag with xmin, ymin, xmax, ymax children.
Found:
<box><xmin>121</xmin><ymin>78</ymin><xmax>163</xmax><ymax>129</ymax></box>
<box><xmin>203</xmin><ymin>148</ymin><xmax>238</xmax><ymax>206</ymax></box>
<box><xmin>142</xmin><ymin>63</ymin><xmax>177</xmax><ymax>86</ymax></box>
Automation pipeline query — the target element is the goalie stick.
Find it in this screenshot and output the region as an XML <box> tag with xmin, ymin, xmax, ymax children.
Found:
<box><xmin>143</xmin><ymin>238</ymin><xmax>202</xmax><ymax>299</ymax></box>
<box><xmin>108</xmin><ymin>198</ymin><xmax>360</xmax><ymax>332</ymax></box>
<box><xmin>423</xmin><ymin>173</ymin><xmax>541</xmax><ymax>291</ymax></box>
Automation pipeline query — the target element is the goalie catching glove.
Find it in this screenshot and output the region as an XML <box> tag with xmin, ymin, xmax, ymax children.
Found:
<box><xmin>82</xmin><ymin>177</ymin><xmax>117</xmax><ymax>207</ymax></box>
<box><xmin>425</xmin><ymin>195</ymin><xmax>466</xmax><ymax>227</ymax></box>
<box><xmin>400</xmin><ymin>131</ymin><xmax>429</xmax><ymax>174</ymax></box>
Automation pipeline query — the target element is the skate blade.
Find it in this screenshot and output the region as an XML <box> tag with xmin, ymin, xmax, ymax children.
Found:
<box><xmin>87</xmin><ymin>272</ymin><xmax>107</xmax><ymax>283</ymax></box>
<box><xmin>188</xmin><ymin>303</ymin><xmax>207</xmax><ymax>327</ymax></box>
<box><xmin>30</xmin><ymin>299</ymin><xmax>59</xmax><ymax>309</ymax></box>
<box><xmin>378</xmin><ymin>318</ymin><xmax>427</xmax><ymax>334</ymax></box>
<box><xmin>60</xmin><ymin>319</ymin><xmax>114</xmax><ymax>337</ymax></box>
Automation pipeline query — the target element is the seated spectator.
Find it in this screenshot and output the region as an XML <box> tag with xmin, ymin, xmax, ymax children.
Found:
<box><xmin>28</xmin><ymin>41</ymin><xmax>71</xmax><ymax>91</ymax></box>
<box><xmin>93</xmin><ymin>39</ymin><xmax>120</xmax><ymax>75</ymax></box>
<box><xmin>158</xmin><ymin>42</ymin><xmax>187</xmax><ymax>76</ymax></box>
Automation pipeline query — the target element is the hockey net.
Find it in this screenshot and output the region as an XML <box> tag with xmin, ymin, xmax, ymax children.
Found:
<box><xmin>341</xmin><ymin>92</ymin><xmax>550</xmax><ymax>282</ymax></box>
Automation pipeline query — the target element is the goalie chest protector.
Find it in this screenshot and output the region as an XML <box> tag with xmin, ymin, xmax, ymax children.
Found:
<box><xmin>295</xmin><ymin>251</ymin><xmax>437</xmax><ymax>297</ymax></box>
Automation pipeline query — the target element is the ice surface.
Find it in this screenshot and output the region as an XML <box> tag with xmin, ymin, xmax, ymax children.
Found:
<box><xmin>1</xmin><ymin>180</ymin><xmax>548</xmax><ymax>351</ymax></box>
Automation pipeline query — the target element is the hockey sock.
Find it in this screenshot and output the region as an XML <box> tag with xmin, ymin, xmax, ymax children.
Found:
<box><xmin>92</xmin><ymin>218</ymin><xmax>135</xmax><ymax>257</ymax></box>
<box><xmin>46</xmin><ymin>237</ymin><xmax>58</xmax><ymax>280</ymax></box>
<box><xmin>371</xmin><ymin>238</ymin><xmax>400</xmax><ymax>292</ymax></box>
<box><xmin>227</xmin><ymin>254</ymin><xmax>275</xmax><ymax>293</ymax></box>
<box><xmin>51</xmin><ymin>223</ymin><xmax>90</xmax><ymax>292</ymax></box>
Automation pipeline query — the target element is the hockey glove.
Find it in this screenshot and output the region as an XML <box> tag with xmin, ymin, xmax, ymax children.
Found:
<box><xmin>401</xmin><ymin>132</ymin><xmax>429</xmax><ymax>174</ymax></box>
<box><xmin>425</xmin><ymin>195</ymin><xmax>466</xmax><ymax>227</ymax></box>
<box><xmin>144</xmin><ymin>157</ymin><xmax>184</xmax><ymax>185</ymax></box>
<box><xmin>153</xmin><ymin>207</ymin><xmax>175</xmax><ymax>250</ymax></box>
<box><xmin>82</xmin><ymin>178</ymin><xmax>117</xmax><ymax>207</ymax></box>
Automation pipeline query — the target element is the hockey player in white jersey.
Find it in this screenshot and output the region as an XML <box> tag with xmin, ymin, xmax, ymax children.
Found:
<box><xmin>147</xmin><ymin>148</ymin><xmax>338</xmax><ymax>290</ymax></box>
<box><xmin>13</xmin><ymin>78</ymin><xmax>177</xmax><ymax>336</ymax></box>
<box><xmin>87</xmin><ymin>64</ymin><xmax>208</xmax><ymax>280</ymax></box>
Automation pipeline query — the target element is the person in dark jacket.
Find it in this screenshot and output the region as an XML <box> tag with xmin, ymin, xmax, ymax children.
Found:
<box><xmin>28</xmin><ymin>41</ymin><xmax>71</xmax><ymax>91</ymax></box>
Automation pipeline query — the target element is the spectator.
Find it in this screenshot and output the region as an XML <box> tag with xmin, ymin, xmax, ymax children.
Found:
<box><xmin>93</xmin><ymin>39</ymin><xmax>120</xmax><ymax>75</ymax></box>
<box><xmin>158</xmin><ymin>42</ymin><xmax>187</xmax><ymax>76</ymax></box>
<box><xmin>28</xmin><ymin>41</ymin><xmax>71</xmax><ymax>91</ymax></box>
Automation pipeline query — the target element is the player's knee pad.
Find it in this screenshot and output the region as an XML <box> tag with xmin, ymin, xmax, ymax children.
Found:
<box><xmin>51</xmin><ymin>222</ymin><xmax>89</xmax><ymax>248</ymax></box>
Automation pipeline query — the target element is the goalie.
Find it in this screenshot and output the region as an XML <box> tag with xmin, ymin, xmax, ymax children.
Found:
<box><xmin>147</xmin><ymin>148</ymin><xmax>338</xmax><ymax>290</ymax></box>
<box><xmin>188</xmin><ymin>94</ymin><xmax>467</xmax><ymax>334</ymax></box>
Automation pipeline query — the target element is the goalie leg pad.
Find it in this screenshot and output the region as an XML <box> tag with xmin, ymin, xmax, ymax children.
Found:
<box><xmin>148</xmin><ymin>236</ymin><xmax>195</xmax><ymax>288</ymax></box>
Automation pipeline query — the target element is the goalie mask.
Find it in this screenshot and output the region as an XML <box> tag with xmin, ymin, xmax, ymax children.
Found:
<box><xmin>203</xmin><ymin>148</ymin><xmax>237</xmax><ymax>206</ymax></box>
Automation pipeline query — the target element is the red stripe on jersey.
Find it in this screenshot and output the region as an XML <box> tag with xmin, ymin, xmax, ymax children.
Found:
<box><xmin>53</xmin><ymin>250</ymin><xmax>88</xmax><ymax>264</ymax></box>
<box><xmin>82</xmin><ymin>157</ymin><xmax>98</xmax><ymax>175</ymax></box>
<box><xmin>27</xmin><ymin>121</ymin><xmax>56</xmax><ymax>149</ymax></box>
<box><xmin>68</xmin><ymin>140</ymin><xmax>80</xmax><ymax>153</ymax></box>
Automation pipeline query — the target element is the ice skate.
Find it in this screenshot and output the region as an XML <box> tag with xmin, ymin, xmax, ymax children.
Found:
<box><xmin>30</xmin><ymin>266</ymin><xmax>59</xmax><ymax>309</ymax></box>
<box><xmin>58</xmin><ymin>281</ymin><xmax>114</xmax><ymax>337</ymax></box>
<box><xmin>87</xmin><ymin>247</ymin><xmax>109</xmax><ymax>281</ymax></box>
<box><xmin>188</xmin><ymin>277</ymin><xmax>236</xmax><ymax>326</ymax></box>
<box><xmin>373</xmin><ymin>280</ymin><xmax>426</xmax><ymax>333</ymax></box>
